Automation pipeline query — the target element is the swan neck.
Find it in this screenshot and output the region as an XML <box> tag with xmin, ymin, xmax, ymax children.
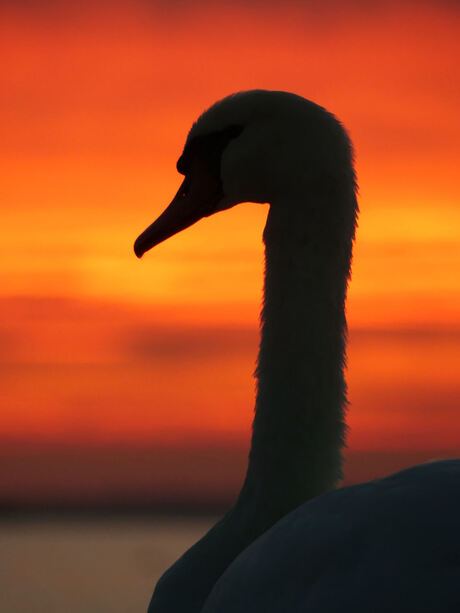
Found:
<box><xmin>148</xmin><ymin>180</ymin><xmax>357</xmax><ymax>613</ymax></box>
<box><xmin>241</xmin><ymin>197</ymin><xmax>354</xmax><ymax>520</ymax></box>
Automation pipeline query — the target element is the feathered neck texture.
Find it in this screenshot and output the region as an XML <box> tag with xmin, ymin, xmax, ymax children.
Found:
<box><xmin>240</xmin><ymin>179</ymin><xmax>357</xmax><ymax>524</ymax></box>
<box><xmin>148</xmin><ymin>169</ymin><xmax>358</xmax><ymax>613</ymax></box>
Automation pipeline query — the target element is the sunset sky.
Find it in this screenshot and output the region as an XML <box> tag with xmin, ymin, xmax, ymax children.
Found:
<box><xmin>1</xmin><ymin>1</ymin><xmax>459</xmax><ymax>506</ymax></box>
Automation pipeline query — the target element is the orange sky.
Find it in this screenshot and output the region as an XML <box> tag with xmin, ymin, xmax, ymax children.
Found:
<box><xmin>1</xmin><ymin>1</ymin><xmax>459</xmax><ymax>500</ymax></box>
<box><xmin>2</xmin><ymin>1</ymin><xmax>459</xmax><ymax>324</ymax></box>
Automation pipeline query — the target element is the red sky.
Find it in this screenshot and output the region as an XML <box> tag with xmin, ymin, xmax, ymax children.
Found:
<box><xmin>1</xmin><ymin>1</ymin><xmax>459</xmax><ymax>504</ymax></box>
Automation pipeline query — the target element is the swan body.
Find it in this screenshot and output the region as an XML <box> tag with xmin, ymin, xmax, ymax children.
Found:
<box><xmin>134</xmin><ymin>90</ymin><xmax>459</xmax><ymax>612</ymax></box>
<box><xmin>202</xmin><ymin>460</ymin><xmax>460</xmax><ymax>612</ymax></box>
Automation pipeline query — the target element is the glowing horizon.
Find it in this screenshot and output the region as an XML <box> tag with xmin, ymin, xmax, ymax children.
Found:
<box><xmin>1</xmin><ymin>1</ymin><xmax>459</xmax><ymax>462</ymax></box>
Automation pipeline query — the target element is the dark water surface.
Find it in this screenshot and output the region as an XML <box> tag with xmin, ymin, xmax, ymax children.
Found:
<box><xmin>0</xmin><ymin>516</ymin><xmax>215</xmax><ymax>612</ymax></box>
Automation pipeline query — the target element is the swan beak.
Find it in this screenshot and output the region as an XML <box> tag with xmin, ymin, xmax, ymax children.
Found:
<box><xmin>134</xmin><ymin>171</ymin><xmax>222</xmax><ymax>258</ymax></box>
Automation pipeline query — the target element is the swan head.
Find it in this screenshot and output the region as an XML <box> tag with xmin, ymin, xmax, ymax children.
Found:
<box><xmin>134</xmin><ymin>89</ymin><xmax>354</xmax><ymax>257</ymax></box>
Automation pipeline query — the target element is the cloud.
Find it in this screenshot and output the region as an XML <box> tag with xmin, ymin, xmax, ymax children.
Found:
<box><xmin>124</xmin><ymin>325</ymin><xmax>257</xmax><ymax>360</ymax></box>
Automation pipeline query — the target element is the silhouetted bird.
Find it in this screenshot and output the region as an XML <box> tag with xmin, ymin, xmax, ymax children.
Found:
<box><xmin>135</xmin><ymin>90</ymin><xmax>460</xmax><ymax>613</ymax></box>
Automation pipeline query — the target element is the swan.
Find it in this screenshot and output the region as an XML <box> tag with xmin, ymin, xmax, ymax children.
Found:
<box><xmin>134</xmin><ymin>90</ymin><xmax>460</xmax><ymax>613</ymax></box>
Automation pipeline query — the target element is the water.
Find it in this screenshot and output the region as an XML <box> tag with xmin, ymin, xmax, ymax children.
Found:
<box><xmin>0</xmin><ymin>516</ymin><xmax>215</xmax><ymax>613</ymax></box>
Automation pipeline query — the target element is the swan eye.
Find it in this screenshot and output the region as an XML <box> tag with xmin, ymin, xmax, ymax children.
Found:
<box><xmin>180</xmin><ymin>178</ymin><xmax>191</xmax><ymax>198</ymax></box>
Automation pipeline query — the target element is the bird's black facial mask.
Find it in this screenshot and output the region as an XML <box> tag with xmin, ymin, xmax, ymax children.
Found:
<box><xmin>134</xmin><ymin>125</ymin><xmax>243</xmax><ymax>258</ymax></box>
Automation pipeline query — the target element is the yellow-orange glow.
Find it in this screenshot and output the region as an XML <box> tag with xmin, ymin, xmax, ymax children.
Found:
<box><xmin>1</xmin><ymin>1</ymin><xmax>459</xmax><ymax>497</ymax></box>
